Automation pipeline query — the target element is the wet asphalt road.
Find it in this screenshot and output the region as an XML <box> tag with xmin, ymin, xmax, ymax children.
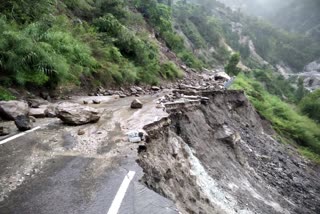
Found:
<box><xmin>0</xmin><ymin>95</ymin><xmax>178</xmax><ymax>214</ymax></box>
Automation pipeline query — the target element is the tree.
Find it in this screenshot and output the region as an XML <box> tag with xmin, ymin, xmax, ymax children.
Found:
<box><xmin>295</xmin><ymin>78</ymin><xmax>308</xmax><ymax>102</ymax></box>
<box><xmin>225</xmin><ymin>53</ymin><xmax>241</xmax><ymax>76</ymax></box>
<box><xmin>299</xmin><ymin>89</ymin><xmax>320</xmax><ymax>122</ymax></box>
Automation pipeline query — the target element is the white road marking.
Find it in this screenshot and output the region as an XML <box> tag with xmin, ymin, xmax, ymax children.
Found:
<box><xmin>0</xmin><ymin>126</ymin><xmax>41</xmax><ymax>145</ymax></box>
<box><xmin>107</xmin><ymin>171</ymin><xmax>136</xmax><ymax>214</ymax></box>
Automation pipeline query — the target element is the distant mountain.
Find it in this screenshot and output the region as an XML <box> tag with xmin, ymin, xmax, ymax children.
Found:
<box><xmin>269</xmin><ymin>0</ymin><xmax>320</xmax><ymax>39</ymax></box>
<box><xmin>217</xmin><ymin>0</ymin><xmax>320</xmax><ymax>39</ymax></box>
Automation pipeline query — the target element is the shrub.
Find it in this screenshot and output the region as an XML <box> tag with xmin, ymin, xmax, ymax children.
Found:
<box><xmin>0</xmin><ymin>87</ymin><xmax>16</xmax><ymax>101</ymax></box>
<box><xmin>225</xmin><ymin>53</ymin><xmax>241</xmax><ymax>76</ymax></box>
<box><xmin>299</xmin><ymin>89</ymin><xmax>320</xmax><ymax>122</ymax></box>
<box><xmin>0</xmin><ymin>18</ymin><xmax>97</xmax><ymax>86</ymax></box>
<box><xmin>0</xmin><ymin>16</ymin><xmax>98</xmax><ymax>88</ymax></box>
<box><xmin>160</xmin><ymin>62</ymin><xmax>184</xmax><ymax>79</ymax></box>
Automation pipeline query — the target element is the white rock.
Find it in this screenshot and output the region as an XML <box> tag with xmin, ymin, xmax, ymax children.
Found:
<box><xmin>56</xmin><ymin>102</ymin><xmax>101</xmax><ymax>125</ymax></box>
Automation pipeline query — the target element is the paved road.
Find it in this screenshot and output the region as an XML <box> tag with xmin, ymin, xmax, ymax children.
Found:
<box><xmin>0</xmin><ymin>95</ymin><xmax>178</xmax><ymax>214</ymax></box>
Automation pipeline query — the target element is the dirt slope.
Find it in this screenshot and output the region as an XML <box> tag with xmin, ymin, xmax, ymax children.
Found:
<box><xmin>138</xmin><ymin>90</ymin><xmax>320</xmax><ymax>214</ymax></box>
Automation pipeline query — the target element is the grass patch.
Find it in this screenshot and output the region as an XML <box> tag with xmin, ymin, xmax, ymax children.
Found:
<box><xmin>298</xmin><ymin>147</ymin><xmax>320</xmax><ymax>164</ymax></box>
<box><xmin>231</xmin><ymin>73</ymin><xmax>320</xmax><ymax>159</ymax></box>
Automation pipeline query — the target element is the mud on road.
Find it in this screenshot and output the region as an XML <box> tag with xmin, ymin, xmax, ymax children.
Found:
<box><xmin>0</xmin><ymin>94</ymin><xmax>178</xmax><ymax>214</ymax></box>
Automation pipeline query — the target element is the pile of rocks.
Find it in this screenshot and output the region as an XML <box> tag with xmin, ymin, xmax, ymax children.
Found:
<box><xmin>89</xmin><ymin>86</ymin><xmax>148</xmax><ymax>98</ymax></box>
<box><xmin>153</xmin><ymin>71</ymin><xmax>230</xmax><ymax>109</ymax></box>
<box><xmin>88</xmin><ymin>85</ymin><xmax>165</xmax><ymax>98</ymax></box>
<box><xmin>171</xmin><ymin>70</ymin><xmax>230</xmax><ymax>91</ymax></box>
<box><xmin>0</xmin><ymin>98</ymin><xmax>104</xmax><ymax>133</ymax></box>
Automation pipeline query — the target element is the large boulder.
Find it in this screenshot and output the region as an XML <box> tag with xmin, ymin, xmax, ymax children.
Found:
<box><xmin>55</xmin><ymin>102</ymin><xmax>101</xmax><ymax>125</ymax></box>
<box><xmin>14</xmin><ymin>115</ymin><xmax>33</xmax><ymax>131</ymax></box>
<box><xmin>0</xmin><ymin>100</ymin><xmax>29</xmax><ymax>120</ymax></box>
<box><xmin>131</xmin><ymin>99</ymin><xmax>143</xmax><ymax>109</ymax></box>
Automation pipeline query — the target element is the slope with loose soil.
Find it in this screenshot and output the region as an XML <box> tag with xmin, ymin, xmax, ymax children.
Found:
<box><xmin>138</xmin><ymin>90</ymin><xmax>320</xmax><ymax>214</ymax></box>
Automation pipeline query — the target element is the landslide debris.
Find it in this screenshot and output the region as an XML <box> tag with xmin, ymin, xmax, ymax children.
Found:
<box><xmin>138</xmin><ymin>90</ymin><xmax>320</xmax><ymax>214</ymax></box>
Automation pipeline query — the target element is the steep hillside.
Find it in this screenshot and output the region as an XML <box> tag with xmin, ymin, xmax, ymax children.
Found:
<box><xmin>0</xmin><ymin>0</ymin><xmax>201</xmax><ymax>95</ymax></box>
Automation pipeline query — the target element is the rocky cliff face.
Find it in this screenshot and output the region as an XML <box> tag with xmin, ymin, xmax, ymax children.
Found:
<box><xmin>138</xmin><ymin>90</ymin><xmax>320</xmax><ymax>214</ymax></box>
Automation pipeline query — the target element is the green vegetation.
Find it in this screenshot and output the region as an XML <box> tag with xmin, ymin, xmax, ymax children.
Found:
<box><xmin>135</xmin><ymin>0</ymin><xmax>204</xmax><ymax>69</ymax></box>
<box><xmin>299</xmin><ymin>89</ymin><xmax>320</xmax><ymax>123</ymax></box>
<box><xmin>251</xmin><ymin>70</ymin><xmax>298</xmax><ymax>103</ymax></box>
<box><xmin>241</xmin><ymin>17</ymin><xmax>320</xmax><ymax>71</ymax></box>
<box><xmin>225</xmin><ymin>53</ymin><xmax>241</xmax><ymax>76</ymax></box>
<box><xmin>231</xmin><ymin>73</ymin><xmax>320</xmax><ymax>157</ymax></box>
<box><xmin>0</xmin><ymin>16</ymin><xmax>97</xmax><ymax>87</ymax></box>
<box><xmin>173</xmin><ymin>1</ymin><xmax>230</xmax><ymax>64</ymax></box>
<box><xmin>0</xmin><ymin>87</ymin><xmax>16</xmax><ymax>101</ymax></box>
<box><xmin>0</xmin><ymin>0</ymin><xmax>189</xmax><ymax>90</ymax></box>
<box><xmin>298</xmin><ymin>147</ymin><xmax>320</xmax><ymax>164</ymax></box>
<box><xmin>160</xmin><ymin>62</ymin><xmax>184</xmax><ymax>79</ymax></box>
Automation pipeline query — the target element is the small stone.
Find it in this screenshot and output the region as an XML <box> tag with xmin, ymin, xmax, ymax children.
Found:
<box><xmin>78</xmin><ymin>129</ymin><xmax>85</xmax><ymax>135</ymax></box>
<box><xmin>156</xmin><ymin>103</ymin><xmax>165</xmax><ymax>109</ymax></box>
<box><xmin>92</xmin><ymin>99</ymin><xmax>101</xmax><ymax>104</ymax></box>
<box><xmin>0</xmin><ymin>127</ymin><xmax>10</xmax><ymax>136</ymax></box>
<box><xmin>130</xmin><ymin>88</ymin><xmax>137</xmax><ymax>94</ymax></box>
<box><xmin>151</xmin><ymin>86</ymin><xmax>160</xmax><ymax>91</ymax></box>
<box><xmin>40</xmin><ymin>91</ymin><xmax>50</xmax><ymax>100</ymax></box>
<box><xmin>45</xmin><ymin>104</ymin><xmax>57</xmax><ymax>118</ymax></box>
<box><xmin>135</xmin><ymin>86</ymin><xmax>143</xmax><ymax>92</ymax></box>
<box><xmin>113</xmin><ymin>95</ymin><xmax>120</xmax><ymax>99</ymax></box>
<box><xmin>83</xmin><ymin>100</ymin><xmax>89</xmax><ymax>105</ymax></box>
<box><xmin>29</xmin><ymin>116</ymin><xmax>36</xmax><ymax>122</ymax></box>
<box><xmin>131</xmin><ymin>99</ymin><xmax>143</xmax><ymax>109</ymax></box>
<box><xmin>119</xmin><ymin>93</ymin><xmax>126</xmax><ymax>98</ymax></box>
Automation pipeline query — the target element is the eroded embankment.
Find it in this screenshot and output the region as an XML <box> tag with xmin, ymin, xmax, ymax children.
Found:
<box><xmin>137</xmin><ymin>90</ymin><xmax>320</xmax><ymax>214</ymax></box>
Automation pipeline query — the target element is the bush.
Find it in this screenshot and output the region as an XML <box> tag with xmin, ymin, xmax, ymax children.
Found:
<box><xmin>252</xmin><ymin>69</ymin><xmax>297</xmax><ymax>103</ymax></box>
<box><xmin>0</xmin><ymin>17</ymin><xmax>98</xmax><ymax>88</ymax></box>
<box><xmin>0</xmin><ymin>87</ymin><xmax>16</xmax><ymax>101</ymax></box>
<box><xmin>135</xmin><ymin>0</ymin><xmax>204</xmax><ymax>70</ymax></box>
<box><xmin>160</xmin><ymin>62</ymin><xmax>184</xmax><ymax>79</ymax></box>
<box><xmin>299</xmin><ymin>89</ymin><xmax>320</xmax><ymax>123</ymax></box>
<box><xmin>0</xmin><ymin>0</ymin><xmax>56</xmax><ymax>23</ymax></box>
<box><xmin>225</xmin><ymin>53</ymin><xmax>241</xmax><ymax>76</ymax></box>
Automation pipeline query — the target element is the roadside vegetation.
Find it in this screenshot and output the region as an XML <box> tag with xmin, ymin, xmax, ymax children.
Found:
<box><xmin>231</xmin><ymin>72</ymin><xmax>320</xmax><ymax>162</ymax></box>
<box><xmin>0</xmin><ymin>0</ymin><xmax>192</xmax><ymax>92</ymax></box>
